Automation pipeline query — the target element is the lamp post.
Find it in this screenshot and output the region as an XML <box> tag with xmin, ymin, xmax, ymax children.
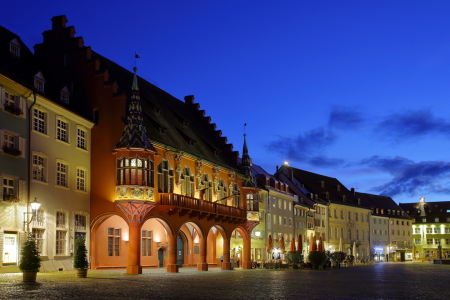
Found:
<box><xmin>23</xmin><ymin>197</ymin><xmax>41</xmax><ymax>232</ymax></box>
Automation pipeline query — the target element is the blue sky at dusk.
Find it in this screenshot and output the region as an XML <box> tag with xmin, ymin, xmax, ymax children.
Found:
<box><xmin>3</xmin><ymin>1</ymin><xmax>450</xmax><ymax>204</ymax></box>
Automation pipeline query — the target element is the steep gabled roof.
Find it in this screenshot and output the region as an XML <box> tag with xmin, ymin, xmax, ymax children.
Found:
<box><xmin>357</xmin><ymin>192</ymin><xmax>410</xmax><ymax>219</ymax></box>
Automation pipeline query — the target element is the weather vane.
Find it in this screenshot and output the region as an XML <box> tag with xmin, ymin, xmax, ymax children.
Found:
<box><xmin>134</xmin><ymin>51</ymin><xmax>140</xmax><ymax>71</ymax></box>
<box><xmin>244</xmin><ymin>123</ymin><xmax>247</xmax><ymax>136</ymax></box>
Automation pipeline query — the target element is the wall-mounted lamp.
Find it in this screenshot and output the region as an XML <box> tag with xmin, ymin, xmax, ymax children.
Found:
<box><xmin>254</xmin><ymin>230</ymin><xmax>261</xmax><ymax>237</ymax></box>
<box><xmin>23</xmin><ymin>197</ymin><xmax>41</xmax><ymax>231</ymax></box>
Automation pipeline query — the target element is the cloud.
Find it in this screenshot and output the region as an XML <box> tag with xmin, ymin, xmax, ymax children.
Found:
<box><xmin>265</xmin><ymin>127</ymin><xmax>344</xmax><ymax>167</ymax></box>
<box><xmin>375</xmin><ymin>109</ymin><xmax>450</xmax><ymax>141</ymax></box>
<box><xmin>328</xmin><ymin>106</ymin><xmax>365</xmax><ymax>130</ymax></box>
<box><xmin>361</xmin><ymin>155</ymin><xmax>450</xmax><ymax>198</ymax></box>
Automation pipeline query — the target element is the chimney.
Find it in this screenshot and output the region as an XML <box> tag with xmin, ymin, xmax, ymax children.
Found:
<box><xmin>351</xmin><ymin>188</ymin><xmax>355</xmax><ymax>195</ymax></box>
<box><xmin>184</xmin><ymin>95</ymin><xmax>195</xmax><ymax>105</ymax></box>
<box><xmin>51</xmin><ymin>15</ymin><xmax>68</xmax><ymax>30</ymax></box>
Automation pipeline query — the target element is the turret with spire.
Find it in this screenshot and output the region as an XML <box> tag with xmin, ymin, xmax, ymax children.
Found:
<box><xmin>114</xmin><ymin>67</ymin><xmax>156</xmax><ymax>152</ymax></box>
<box><xmin>241</xmin><ymin>125</ymin><xmax>256</xmax><ymax>187</ymax></box>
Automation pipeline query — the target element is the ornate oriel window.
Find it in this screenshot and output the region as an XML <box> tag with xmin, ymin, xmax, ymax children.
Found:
<box><xmin>246</xmin><ymin>192</ymin><xmax>259</xmax><ymax>211</ymax></box>
<box><xmin>180</xmin><ymin>167</ymin><xmax>194</xmax><ymax>197</ymax></box>
<box><xmin>157</xmin><ymin>160</ymin><xmax>173</xmax><ymax>193</ymax></box>
<box><xmin>117</xmin><ymin>156</ymin><xmax>154</xmax><ymax>186</ymax></box>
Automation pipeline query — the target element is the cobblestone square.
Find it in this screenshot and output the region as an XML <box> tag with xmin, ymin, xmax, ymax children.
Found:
<box><xmin>1</xmin><ymin>262</ymin><xmax>449</xmax><ymax>299</ymax></box>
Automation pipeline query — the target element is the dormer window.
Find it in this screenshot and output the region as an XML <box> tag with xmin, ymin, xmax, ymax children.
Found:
<box><xmin>159</xmin><ymin>127</ymin><xmax>166</xmax><ymax>135</ymax></box>
<box><xmin>321</xmin><ymin>181</ymin><xmax>325</xmax><ymax>188</ymax></box>
<box><xmin>214</xmin><ymin>150</ymin><xmax>220</xmax><ymax>157</ymax></box>
<box><xmin>183</xmin><ymin>120</ymin><xmax>189</xmax><ymax>128</ymax></box>
<box><xmin>34</xmin><ymin>72</ymin><xmax>45</xmax><ymax>92</ymax></box>
<box><xmin>388</xmin><ymin>209</ymin><xmax>391</xmax><ymax>214</ymax></box>
<box><xmin>358</xmin><ymin>198</ymin><xmax>361</xmax><ymax>205</ymax></box>
<box><xmin>9</xmin><ymin>38</ymin><xmax>20</xmax><ymax>57</ymax></box>
<box><xmin>154</xmin><ymin>107</ymin><xmax>161</xmax><ymax>115</ymax></box>
<box><xmin>60</xmin><ymin>86</ymin><xmax>70</xmax><ymax>104</ymax></box>
<box><xmin>189</xmin><ymin>140</ymin><xmax>196</xmax><ymax>147</ymax></box>
<box><xmin>381</xmin><ymin>209</ymin><xmax>384</xmax><ymax>214</ymax></box>
<box><xmin>376</xmin><ymin>208</ymin><xmax>379</xmax><ymax>214</ymax></box>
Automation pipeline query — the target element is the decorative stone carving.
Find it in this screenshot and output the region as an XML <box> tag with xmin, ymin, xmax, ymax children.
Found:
<box><xmin>213</xmin><ymin>166</ymin><xmax>219</xmax><ymax>176</ymax></box>
<box><xmin>115</xmin><ymin>200</ymin><xmax>156</xmax><ymax>223</ymax></box>
<box><xmin>228</xmin><ymin>172</ymin><xmax>236</xmax><ymax>180</ymax></box>
<box><xmin>130</xmin><ymin>188</ymin><xmax>144</xmax><ymax>199</ymax></box>
<box><xmin>117</xmin><ymin>187</ymin><xmax>128</xmax><ymax>198</ymax></box>
<box><xmin>146</xmin><ymin>188</ymin><xmax>154</xmax><ymax>200</ymax></box>
<box><xmin>196</xmin><ymin>159</ymin><xmax>203</xmax><ymax>170</ymax></box>
<box><xmin>174</xmin><ymin>152</ymin><xmax>183</xmax><ymax>163</ymax></box>
<box><xmin>176</xmin><ymin>164</ymin><xmax>183</xmax><ymax>186</ymax></box>
<box><xmin>214</xmin><ymin>178</ymin><xmax>219</xmax><ymax>193</ymax></box>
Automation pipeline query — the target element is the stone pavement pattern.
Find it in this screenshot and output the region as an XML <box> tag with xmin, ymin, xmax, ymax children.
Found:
<box><xmin>0</xmin><ymin>263</ymin><xmax>449</xmax><ymax>299</ymax></box>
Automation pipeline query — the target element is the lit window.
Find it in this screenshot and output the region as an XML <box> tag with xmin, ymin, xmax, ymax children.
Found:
<box><xmin>75</xmin><ymin>214</ymin><xmax>86</xmax><ymax>230</ymax></box>
<box><xmin>56</xmin><ymin>162</ymin><xmax>68</xmax><ymax>187</ymax></box>
<box><xmin>77</xmin><ymin>128</ymin><xmax>86</xmax><ymax>150</ymax></box>
<box><xmin>76</xmin><ymin>168</ymin><xmax>86</xmax><ymax>191</ymax></box>
<box><xmin>108</xmin><ymin>228</ymin><xmax>121</xmax><ymax>256</ymax></box>
<box><xmin>55</xmin><ymin>230</ymin><xmax>67</xmax><ymax>255</ymax></box>
<box><xmin>56</xmin><ymin>119</ymin><xmax>68</xmax><ymax>143</ymax></box>
<box><xmin>142</xmin><ymin>230</ymin><xmax>152</xmax><ymax>256</ymax></box>
<box><xmin>435</xmin><ymin>218</ymin><xmax>439</xmax><ymax>223</ymax></box>
<box><xmin>117</xmin><ymin>156</ymin><xmax>154</xmax><ymax>187</ymax></box>
<box><xmin>33</xmin><ymin>108</ymin><xmax>46</xmax><ymax>134</ymax></box>
<box><xmin>32</xmin><ymin>228</ymin><xmax>45</xmax><ymax>254</ymax></box>
<box><xmin>2</xmin><ymin>178</ymin><xmax>16</xmax><ymax>200</ymax></box>
<box><xmin>56</xmin><ymin>211</ymin><xmax>66</xmax><ymax>228</ymax></box>
<box><xmin>32</xmin><ymin>154</ymin><xmax>46</xmax><ymax>182</ymax></box>
<box><xmin>180</xmin><ymin>167</ymin><xmax>195</xmax><ymax>197</ymax></box>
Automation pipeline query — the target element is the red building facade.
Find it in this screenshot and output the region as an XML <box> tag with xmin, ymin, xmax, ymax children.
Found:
<box><xmin>34</xmin><ymin>16</ymin><xmax>259</xmax><ymax>274</ymax></box>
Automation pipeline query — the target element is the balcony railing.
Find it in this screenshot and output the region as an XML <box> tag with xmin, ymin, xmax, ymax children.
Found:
<box><xmin>159</xmin><ymin>193</ymin><xmax>246</xmax><ymax>219</ymax></box>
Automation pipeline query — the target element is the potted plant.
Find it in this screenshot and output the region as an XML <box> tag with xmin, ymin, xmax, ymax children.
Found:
<box><xmin>307</xmin><ymin>251</ymin><xmax>326</xmax><ymax>269</ymax></box>
<box><xmin>19</xmin><ymin>234</ymin><xmax>41</xmax><ymax>282</ymax></box>
<box><xmin>330</xmin><ymin>251</ymin><xmax>346</xmax><ymax>268</ymax></box>
<box><xmin>285</xmin><ymin>251</ymin><xmax>303</xmax><ymax>269</ymax></box>
<box><xmin>73</xmin><ymin>237</ymin><xmax>89</xmax><ymax>278</ymax></box>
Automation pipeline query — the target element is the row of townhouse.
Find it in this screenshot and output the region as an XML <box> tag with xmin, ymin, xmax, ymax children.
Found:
<box><xmin>0</xmin><ymin>25</ymin><xmax>94</xmax><ymax>273</ymax></box>
<box><xmin>232</xmin><ymin>162</ymin><xmax>413</xmax><ymax>262</ymax></box>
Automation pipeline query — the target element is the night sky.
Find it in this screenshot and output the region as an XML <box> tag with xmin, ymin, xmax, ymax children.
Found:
<box><xmin>3</xmin><ymin>1</ymin><xmax>450</xmax><ymax>203</ymax></box>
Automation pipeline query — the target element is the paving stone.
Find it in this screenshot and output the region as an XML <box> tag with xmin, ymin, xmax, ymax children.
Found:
<box><xmin>0</xmin><ymin>262</ymin><xmax>449</xmax><ymax>299</ymax></box>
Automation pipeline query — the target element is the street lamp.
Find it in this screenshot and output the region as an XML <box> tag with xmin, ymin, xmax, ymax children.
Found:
<box><xmin>23</xmin><ymin>197</ymin><xmax>41</xmax><ymax>231</ymax></box>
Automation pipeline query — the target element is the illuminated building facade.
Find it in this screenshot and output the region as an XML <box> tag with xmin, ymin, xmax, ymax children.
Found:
<box><xmin>34</xmin><ymin>16</ymin><xmax>259</xmax><ymax>274</ymax></box>
<box><xmin>0</xmin><ymin>25</ymin><xmax>94</xmax><ymax>273</ymax></box>
<box><xmin>400</xmin><ymin>197</ymin><xmax>449</xmax><ymax>261</ymax></box>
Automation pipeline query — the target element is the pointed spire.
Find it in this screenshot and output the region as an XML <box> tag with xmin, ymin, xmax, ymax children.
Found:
<box><xmin>113</xmin><ymin>67</ymin><xmax>157</xmax><ymax>152</ymax></box>
<box><xmin>241</xmin><ymin>124</ymin><xmax>256</xmax><ymax>187</ymax></box>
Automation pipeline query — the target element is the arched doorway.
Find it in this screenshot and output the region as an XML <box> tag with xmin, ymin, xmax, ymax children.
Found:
<box><xmin>177</xmin><ymin>233</ymin><xmax>184</xmax><ymax>267</ymax></box>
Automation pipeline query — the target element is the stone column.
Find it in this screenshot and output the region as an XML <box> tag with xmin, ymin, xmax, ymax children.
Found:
<box><xmin>197</xmin><ymin>236</ymin><xmax>208</xmax><ymax>271</ymax></box>
<box><xmin>222</xmin><ymin>238</ymin><xmax>232</xmax><ymax>270</ymax></box>
<box><xmin>127</xmin><ymin>222</ymin><xmax>142</xmax><ymax>274</ymax></box>
<box><xmin>166</xmin><ymin>234</ymin><xmax>179</xmax><ymax>273</ymax></box>
<box><xmin>242</xmin><ymin>234</ymin><xmax>252</xmax><ymax>269</ymax></box>
<box><xmin>115</xmin><ymin>201</ymin><xmax>155</xmax><ymax>275</ymax></box>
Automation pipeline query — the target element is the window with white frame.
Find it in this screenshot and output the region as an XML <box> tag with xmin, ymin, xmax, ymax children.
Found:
<box><xmin>75</xmin><ymin>214</ymin><xmax>86</xmax><ymax>230</ymax></box>
<box><xmin>56</xmin><ymin>119</ymin><xmax>68</xmax><ymax>143</ymax></box>
<box><xmin>32</xmin><ymin>228</ymin><xmax>45</xmax><ymax>254</ymax></box>
<box><xmin>56</xmin><ymin>162</ymin><xmax>68</xmax><ymax>187</ymax></box>
<box><xmin>33</xmin><ymin>108</ymin><xmax>46</xmax><ymax>134</ymax></box>
<box><xmin>56</xmin><ymin>211</ymin><xmax>67</xmax><ymax>228</ymax></box>
<box><xmin>76</xmin><ymin>168</ymin><xmax>86</xmax><ymax>191</ymax></box>
<box><xmin>32</xmin><ymin>228</ymin><xmax>45</xmax><ymax>255</ymax></box>
<box><xmin>10</xmin><ymin>43</ymin><xmax>20</xmax><ymax>57</ymax></box>
<box><xmin>34</xmin><ymin>78</ymin><xmax>45</xmax><ymax>92</ymax></box>
<box><xmin>180</xmin><ymin>167</ymin><xmax>194</xmax><ymax>197</ymax></box>
<box><xmin>55</xmin><ymin>230</ymin><xmax>67</xmax><ymax>255</ymax></box>
<box><xmin>31</xmin><ymin>208</ymin><xmax>45</xmax><ymax>227</ymax></box>
<box><xmin>3</xmin><ymin>132</ymin><xmax>15</xmax><ymax>149</ymax></box>
<box><xmin>426</xmin><ymin>238</ymin><xmax>433</xmax><ymax>244</ymax></box>
<box><xmin>4</xmin><ymin>92</ymin><xmax>18</xmax><ymax>107</ymax></box>
<box><xmin>77</xmin><ymin>128</ymin><xmax>87</xmax><ymax>150</ymax></box>
<box><xmin>60</xmin><ymin>91</ymin><xmax>69</xmax><ymax>104</ymax></box>
<box><xmin>3</xmin><ymin>177</ymin><xmax>15</xmax><ymax>198</ymax></box>
<box><xmin>32</xmin><ymin>154</ymin><xmax>46</xmax><ymax>182</ymax></box>
<box><xmin>142</xmin><ymin>230</ymin><xmax>152</xmax><ymax>256</ymax></box>
<box><xmin>108</xmin><ymin>228</ymin><xmax>120</xmax><ymax>256</ymax></box>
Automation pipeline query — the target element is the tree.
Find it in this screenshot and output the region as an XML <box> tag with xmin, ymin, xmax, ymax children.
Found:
<box><xmin>73</xmin><ymin>237</ymin><xmax>89</xmax><ymax>269</ymax></box>
<box><xmin>19</xmin><ymin>234</ymin><xmax>41</xmax><ymax>272</ymax></box>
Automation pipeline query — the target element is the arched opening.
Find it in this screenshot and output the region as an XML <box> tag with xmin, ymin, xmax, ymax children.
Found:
<box><xmin>140</xmin><ymin>217</ymin><xmax>173</xmax><ymax>269</ymax></box>
<box><xmin>177</xmin><ymin>221</ymin><xmax>205</xmax><ymax>268</ymax></box>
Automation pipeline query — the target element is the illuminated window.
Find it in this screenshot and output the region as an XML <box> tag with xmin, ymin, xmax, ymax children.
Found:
<box><xmin>56</xmin><ymin>119</ymin><xmax>68</xmax><ymax>143</ymax></box>
<box><xmin>56</xmin><ymin>162</ymin><xmax>68</xmax><ymax>187</ymax></box>
<box><xmin>56</xmin><ymin>211</ymin><xmax>67</xmax><ymax>228</ymax></box>
<box><xmin>426</xmin><ymin>228</ymin><xmax>432</xmax><ymax>234</ymax></box>
<box><xmin>435</xmin><ymin>218</ymin><xmax>439</xmax><ymax>223</ymax></box>
<box><xmin>414</xmin><ymin>238</ymin><xmax>421</xmax><ymax>245</ymax></box>
<box><xmin>3</xmin><ymin>177</ymin><xmax>15</xmax><ymax>197</ymax></box>
<box><xmin>75</xmin><ymin>214</ymin><xmax>86</xmax><ymax>230</ymax></box>
<box><xmin>142</xmin><ymin>230</ymin><xmax>152</xmax><ymax>256</ymax></box>
<box><xmin>180</xmin><ymin>168</ymin><xmax>194</xmax><ymax>197</ymax></box>
<box><xmin>76</xmin><ymin>168</ymin><xmax>86</xmax><ymax>191</ymax></box>
<box><xmin>77</xmin><ymin>128</ymin><xmax>87</xmax><ymax>150</ymax></box>
<box><xmin>32</xmin><ymin>228</ymin><xmax>45</xmax><ymax>254</ymax></box>
<box><xmin>434</xmin><ymin>228</ymin><xmax>441</xmax><ymax>234</ymax></box>
<box><xmin>33</xmin><ymin>108</ymin><xmax>46</xmax><ymax>134</ymax></box>
<box><xmin>108</xmin><ymin>228</ymin><xmax>121</xmax><ymax>256</ymax></box>
<box><xmin>32</xmin><ymin>154</ymin><xmax>46</xmax><ymax>182</ymax></box>
<box><xmin>414</xmin><ymin>228</ymin><xmax>421</xmax><ymax>234</ymax></box>
<box><xmin>118</xmin><ymin>156</ymin><xmax>154</xmax><ymax>187</ymax></box>
<box><xmin>55</xmin><ymin>230</ymin><xmax>67</xmax><ymax>255</ymax></box>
